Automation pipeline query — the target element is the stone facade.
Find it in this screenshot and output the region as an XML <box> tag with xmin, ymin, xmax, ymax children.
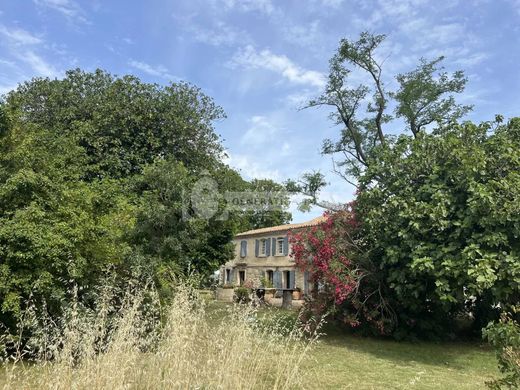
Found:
<box><xmin>219</xmin><ymin>216</ymin><xmax>326</xmax><ymax>296</ymax></box>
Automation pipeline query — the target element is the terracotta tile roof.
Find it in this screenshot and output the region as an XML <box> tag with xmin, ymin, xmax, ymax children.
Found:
<box><xmin>235</xmin><ymin>216</ymin><xmax>328</xmax><ymax>237</ymax></box>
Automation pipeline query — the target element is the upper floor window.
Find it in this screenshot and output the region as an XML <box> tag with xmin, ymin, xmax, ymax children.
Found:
<box><xmin>239</xmin><ymin>240</ymin><xmax>247</xmax><ymax>257</ymax></box>
<box><xmin>276</xmin><ymin>237</ymin><xmax>284</xmax><ymax>255</ymax></box>
<box><xmin>260</xmin><ymin>239</ymin><xmax>267</xmax><ymax>256</ymax></box>
<box><xmin>255</xmin><ymin>238</ymin><xmax>270</xmax><ymax>257</ymax></box>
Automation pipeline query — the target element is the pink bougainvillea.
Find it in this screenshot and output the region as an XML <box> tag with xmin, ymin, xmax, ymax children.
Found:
<box><xmin>289</xmin><ymin>205</ymin><xmax>393</xmax><ymax>335</ymax></box>
<box><xmin>289</xmin><ymin>207</ymin><xmax>359</xmax><ymax>305</ymax></box>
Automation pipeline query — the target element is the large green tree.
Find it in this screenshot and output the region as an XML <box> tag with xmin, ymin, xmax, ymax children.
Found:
<box><xmin>299</xmin><ymin>32</ymin><xmax>470</xmax><ymax>186</ymax></box>
<box><xmin>292</xmin><ymin>32</ymin><xmax>519</xmax><ymax>339</ymax></box>
<box><xmin>4</xmin><ymin>69</ymin><xmax>225</xmax><ymax>179</ymax></box>
<box><xmin>0</xmin><ymin>69</ymin><xmax>293</xmax><ymax>331</ymax></box>
<box><xmin>0</xmin><ymin>116</ymin><xmax>133</xmax><ymax>330</ymax></box>
<box><xmin>356</xmin><ymin>119</ymin><xmax>520</xmax><ymax>337</ymax></box>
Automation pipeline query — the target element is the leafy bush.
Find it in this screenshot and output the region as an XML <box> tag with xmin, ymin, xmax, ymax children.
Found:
<box><xmin>291</xmin><ymin>210</ymin><xmax>395</xmax><ymax>336</ymax></box>
<box><xmin>233</xmin><ymin>287</ymin><xmax>251</xmax><ymax>304</ymax></box>
<box><xmin>260</xmin><ymin>277</ymin><xmax>273</xmax><ymax>288</ymax></box>
<box><xmin>292</xmin><ymin>119</ymin><xmax>520</xmax><ymax>339</ymax></box>
<box><xmin>483</xmin><ymin>312</ymin><xmax>520</xmax><ymax>389</ymax></box>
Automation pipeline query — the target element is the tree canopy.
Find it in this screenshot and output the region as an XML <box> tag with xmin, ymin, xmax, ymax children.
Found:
<box><xmin>0</xmin><ymin>69</ymin><xmax>291</xmax><ymax>332</ymax></box>
<box><xmin>290</xmin><ymin>32</ymin><xmax>519</xmax><ymax>340</ymax></box>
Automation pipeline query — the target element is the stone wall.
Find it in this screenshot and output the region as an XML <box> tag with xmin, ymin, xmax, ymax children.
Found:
<box><xmin>215</xmin><ymin>287</ymin><xmax>234</xmax><ymax>302</ymax></box>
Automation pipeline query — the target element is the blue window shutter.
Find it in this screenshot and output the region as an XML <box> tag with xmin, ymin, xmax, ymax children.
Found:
<box><xmin>271</xmin><ymin>238</ymin><xmax>276</xmax><ymax>255</ymax></box>
<box><xmin>289</xmin><ymin>270</ymin><xmax>295</xmax><ymax>289</ymax></box>
<box><xmin>255</xmin><ymin>239</ymin><xmax>259</xmax><ymax>257</ymax></box>
<box><xmin>283</xmin><ymin>236</ymin><xmax>289</xmax><ymax>256</ymax></box>
<box><xmin>304</xmin><ymin>271</ymin><xmax>309</xmax><ymax>295</ymax></box>
<box><xmin>265</xmin><ymin>238</ymin><xmax>271</xmax><ymax>257</ymax></box>
<box><xmin>229</xmin><ymin>269</ymin><xmax>235</xmax><ymax>285</ymax></box>
<box><xmin>240</xmin><ymin>240</ymin><xmax>247</xmax><ymax>257</ymax></box>
<box><xmin>274</xmin><ymin>271</ymin><xmax>282</xmax><ymax>289</ymax></box>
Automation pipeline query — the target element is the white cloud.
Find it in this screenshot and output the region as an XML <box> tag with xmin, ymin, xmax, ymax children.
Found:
<box><xmin>0</xmin><ymin>25</ymin><xmax>42</xmax><ymax>46</ymax></box>
<box><xmin>318</xmin><ymin>0</ymin><xmax>345</xmax><ymax>7</ymax></box>
<box><xmin>190</xmin><ymin>21</ymin><xmax>249</xmax><ymax>47</ymax></box>
<box><xmin>0</xmin><ymin>24</ymin><xmax>59</xmax><ymax>79</ymax></box>
<box><xmin>281</xmin><ymin>20</ymin><xmax>322</xmax><ymax>48</ymax></box>
<box><xmin>454</xmin><ymin>52</ymin><xmax>489</xmax><ymax>67</ymax></box>
<box><xmin>20</xmin><ymin>50</ymin><xmax>59</xmax><ymax>77</ymax></box>
<box><xmin>223</xmin><ymin>153</ymin><xmax>281</xmax><ymax>181</ymax></box>
<box><xmin>229</xmin><ymin>45</ymin><xmax>326</xmax><ymax>88</ymax></box>
<box><xmin>402</xmin><ymin>20</ymin><xmax>467</xmax><ymax>50</ymax></box>
<box><xmin>241</xmin><ymin>115</ymin><xmax>282</xmax><ymax>146</ymax></box>
<box><xmin>364</xmin><ymin>7</ymin><xmax>489</xmax><ymax>71</ymax></box>
<box><xmin>128</xmin><ymin>60</ymin><xmax>175</xmax><ymax>80</ymax></box>
<box><xmin>211</xmin><ymin>0</ymin><xmax>275</xmax><ymax>15</ymax></box>
<box><xmin>33</xmin><ymin>0</ymin><xmax>88</xmax><ymax>23</ymax></box>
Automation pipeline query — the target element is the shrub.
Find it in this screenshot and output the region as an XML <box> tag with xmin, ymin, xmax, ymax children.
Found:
<box><xmin>290</xmin><ymin>210</ymin><xmax>394</xmax><ymax>336</ymax></box>
<box><xmin>292</xmin><ymin>120</ymin><xmax>520</xmax><ymax>340</ymax></box>
<box><xmin>234</xmin><ymin>287</ymin><xmax>251</xmax><ymax>303</ymax></box>
<box><xmin>483</xmin><ymin>312</ymin><xmax>520</xmax><ymax>389</ymax></box>
<box><xmin>260</xmin><ymin>277</ymin><xmax>273</xmax><ymax>288</ymax></box>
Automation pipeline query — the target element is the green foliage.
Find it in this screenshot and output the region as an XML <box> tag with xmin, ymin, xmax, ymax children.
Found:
<box><xmin>128</xmin><ymin>160</ymin><xmax>240</xmax><ymax>295</ymax></box>
<box><xmin>286</xmin><ymin>172</ymin><xmax>328</xmax><ymax>212</ymax></box>
<box><xmin>293</xmin><ymin>31</ymin><xmax>518</xmax><ymax>340</ymax></box>
<box><xmin>259</xmin><ymin>277</ymin><xmax>273</xmax><ymax>288</ymax></box>
<box><xmin>233</xmin><ymin>287</ymin><xmax>250</xmax><ymax>303</ymax></box>
<box><xmin>0</xmin><ymin>69</ymin><xmax>293</xmax><ymax>334</ymax></box>
<box><xmin>392</xmin><ymin>57</ymin><xmax>472</xmax><ymax>136</ymax></box>
<box><xmin>355</xmin><ymin>119</ymin><xmax>520</xmax><ymax>338</ymax></box>
<box><xmin>4</xmin><ymin>69</ymin><xmax>225</xmax><ymax>179</ymax></box>
<box><xmin>299</xmin><ymin>31</ymin><xmax>471</xmax><ymax>198</ymax></box>
<box><xmin>483</xmin><ymin>311</ymin><xmax>520</xmax><ymax>389</ymax></box>
<box><xmin>244</xmin><ymin>179</ymin><xmax>292</xmax><ymax>229</ymax></box>
<box><xmin>0</xmin><ymin>121</ymin><xmax>133</xmax><ymax>330</ymax></box>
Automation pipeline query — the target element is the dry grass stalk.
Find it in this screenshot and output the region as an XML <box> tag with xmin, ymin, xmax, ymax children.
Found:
<box><xmin>1</xmin><ymin>283</ymin><xmax>317</xmax><ymax>389</ymax></box>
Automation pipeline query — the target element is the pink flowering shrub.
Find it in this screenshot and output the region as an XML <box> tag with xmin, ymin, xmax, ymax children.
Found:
<box><xmin>290</xmin><ymin>206</ymin><xmax>395</xmax><ymax>335</ymax></box>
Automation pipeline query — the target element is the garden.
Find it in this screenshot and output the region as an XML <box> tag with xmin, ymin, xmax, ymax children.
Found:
<box><xmin>0</xmin><ymin>23</ymin><xmax>518</xmax><ymax>390</ymax></box>
<box><xmin>0</xmin><ymin>287</ymin><xmax>502</xmax><ymax>389</ymax></box>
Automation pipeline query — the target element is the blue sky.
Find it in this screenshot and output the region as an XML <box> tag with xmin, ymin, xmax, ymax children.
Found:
<box><xmin>1</xmin><ymin>0</ymin><xmax>519</xmax><ymax>222</ymax></box>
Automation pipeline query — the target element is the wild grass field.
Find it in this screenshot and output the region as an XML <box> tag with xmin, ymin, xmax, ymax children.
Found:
<box><xmin>0</xmin><ymin>290</ymin><xmax>499</xmax><ymax>390</ymax></box>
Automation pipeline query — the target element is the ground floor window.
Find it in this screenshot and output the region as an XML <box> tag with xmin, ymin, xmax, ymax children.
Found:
<box><xmin>266</xmin><ymin>270</ymin><xmax>274</xmax><ymax>286</ymax></box>
<box><xmin>225</xmin><ymin>269</ymin><xmax>231</xmax><ymax>283</ymax></box>
<box><xmin>239</xmin><ymin>270</ymin><xmax>246</xmax><ymax>286</ymax></box>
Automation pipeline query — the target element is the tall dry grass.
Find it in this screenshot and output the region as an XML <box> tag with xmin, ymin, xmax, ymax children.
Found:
<box><xmin>1</xmin><ymin>283</ymin><xmax>317</xmax><ymax>389</ymax></box>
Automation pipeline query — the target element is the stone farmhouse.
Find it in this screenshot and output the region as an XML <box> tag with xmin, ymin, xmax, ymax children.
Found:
<box><xmin>219</xmin><ymin>216</ymin><xmax>326</xmax><ymax>298</ymax></box>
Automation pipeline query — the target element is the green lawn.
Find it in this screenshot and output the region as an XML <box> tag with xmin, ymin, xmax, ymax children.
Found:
<box><xmin>302</xmin><ymin>331</ymin><xmax>497</xmax><ymax>389</ymax></box>
<box><xmin>208</xmin><ymin>300</ymin><xmax>499</xmax><ymax>389</ymax></box>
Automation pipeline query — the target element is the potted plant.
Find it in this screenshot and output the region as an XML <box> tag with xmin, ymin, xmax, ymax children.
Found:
<box><xmin>260</xmin><ymin>277</ymin><xmax>275</xmax><ymax>298</ymax></box>
<box><xmin>292</xmin><ymin>287</ymin><xmax>301</xmax><ymax>300</ymax></box>
<box><xmin>233</xmin><ymin>286</ymin><xmax>251</xmax><ymax>304</ymax></box>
